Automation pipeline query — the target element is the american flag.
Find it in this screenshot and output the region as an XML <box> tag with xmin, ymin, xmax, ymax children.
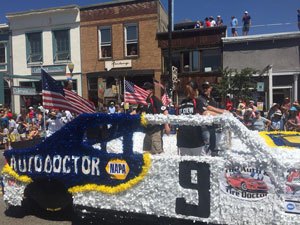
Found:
<box><xmin>124</xmin><ymin>80</ymin><xmax>148</xmax><ymax>105</ymax></box>
<box><xmin>153</xmin><ymin>80</ymin><xmax>172</xmax><ymax>106</ymax></box>
<box><xmin>42</xmin><ymin>69</ymin><xmax>95</xmax><ymax>114</ymax></box>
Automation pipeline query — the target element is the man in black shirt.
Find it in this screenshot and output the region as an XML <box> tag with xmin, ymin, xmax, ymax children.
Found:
<box><xmin>142</xmin><ymin>82</ymin><xmax>170</xmax><ymax>154</ymax></box>
<box><xmin>177</xmin><ymin>80</ymin><xmax>206</xmax><ymax>156</ymax></box>
<box><xmin>198</xmin><ymin>81</ymin><xmax>226</xmax><ymax>156</ymax></box>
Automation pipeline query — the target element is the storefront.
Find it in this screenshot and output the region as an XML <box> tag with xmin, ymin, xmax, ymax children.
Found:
<box><xmin>12</xmin><ymin>65</ymin><xmax>81</xmax><ymax>111</ymax></box>
<box><xmin>223</xmin><ymin>32</ymin><xmax>300</xmax><ymax>109</ymax></box>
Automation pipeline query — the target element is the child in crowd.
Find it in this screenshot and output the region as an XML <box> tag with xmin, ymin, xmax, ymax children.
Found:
<box><xmin>27</xmin><ymin>125</ymin><xmax>40</xmax><ymax>140</ymax></box>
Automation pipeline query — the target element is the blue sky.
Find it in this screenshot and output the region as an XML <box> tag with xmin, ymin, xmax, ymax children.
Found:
<box><xmin>1</xmin><ymin>0</ymin><xmax>299</xmax><ymax>35</ymax></box>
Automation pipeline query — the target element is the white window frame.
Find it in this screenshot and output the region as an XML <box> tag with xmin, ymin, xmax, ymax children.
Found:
<box><xmin>53</xmin><ymin>29</ymin><xmax>70</xmax><ymax>63</ymax></box>
<box><xmin>0</xmin><ymin>42</ymin><xmax>7</xmax><ymax>71</ymax></box>
<box><xmin>124</xmin><ymin>23</ymin><xmax>138</xmax><ymax>57</ymax></box>
<box><xmin>98</xmin><ymin>26</ymin><xmax>112</xmax><ymax>59</ymax></box>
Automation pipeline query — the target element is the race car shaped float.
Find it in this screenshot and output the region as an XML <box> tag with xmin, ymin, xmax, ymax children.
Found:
<box><xmin>1</xmin><ymin>113</ymin><xmax>300</xmax><ymax>225</ymax></box>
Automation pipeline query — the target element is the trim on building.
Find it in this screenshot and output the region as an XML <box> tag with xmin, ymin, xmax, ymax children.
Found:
<box><xmin>86</xmin><ymin>69</ymin><xmax>154</xmax><ymax>78</ymax></box>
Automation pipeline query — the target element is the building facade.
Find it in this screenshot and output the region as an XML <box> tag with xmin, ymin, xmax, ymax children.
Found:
<box><xmin>223</xmin><ymin>32</ymin><xmax>300</xmax><ymax>109</ymax></box>
<box><xmin>7</xmin><ymin>5</ymin><xmax>82</xmax><ymax>113</ymax></box>
<box><xmin>157</xmin><ymin>23</ymin><xmax>226</xmax><ymax>103</ymax></box>
<box><xmin>0</xmin><ymin>24</ymin><xmax>11</xmax><ymax>106</ymax></box>
<box><xmin>80</xmin><ymin>0</ymin><xmax>167</xmax><ymax>108</ymax></box>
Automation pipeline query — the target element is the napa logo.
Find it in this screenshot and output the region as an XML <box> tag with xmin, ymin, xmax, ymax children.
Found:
<box><xmin>287</xmin><ymin>203</ymin><xmax>295</xmax><ymax>211</ymax></box>
<box><xmin>106</xmin><ymin>159</ymin><xmax>130</xmax><ymax>180</ymax></box>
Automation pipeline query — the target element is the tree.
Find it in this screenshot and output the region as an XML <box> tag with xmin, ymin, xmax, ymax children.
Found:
<box><xmin>213</xmin><ymin>67</ymin><xmax>259</xmax><ymax>106</ymax></box>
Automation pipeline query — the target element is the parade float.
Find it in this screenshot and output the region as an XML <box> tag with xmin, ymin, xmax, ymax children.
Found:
<box><xmin>1</xmin><ymin>113</ymin><xmax>300</xmax><ymax>225</ymax></box>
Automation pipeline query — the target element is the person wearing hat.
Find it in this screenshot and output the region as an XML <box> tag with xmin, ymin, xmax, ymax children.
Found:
<box><xmin>209</xmin><ymin>16</ymin><xmax>216</xmax><ymax>27</ymax></box>
<box><xmin>198</xmin><ymin>81</ymin><xmax>226</xmax><ymax>115</ymax></box>
<box><xmin>177</xmin><ymin>80</ymin><xmax>206</xmax><ymax>156</ymax></box>
<box><xmin>216</xmin><ymin>15</ymin><xmax>223</xmax><ymax>26</ymax></box>
<box><xmin>282</xmin><ymin>97</ymin><xmax>291</xmax><ymax>110</ymax></box>
<box><xmin>267</xmin><ymin>103</ymin><xmax>280</xmax><ymax>120</ymax></box>
<box><xmin>242</xmin><ymin>10</ymin><xmax>251</xmax><ymax>36</ymax></box>
<box><xmin>198</xmin><ymin>81</ymin><xmax>227</xmax><ymax>156</ymax></box>
<box><xmin>142</xmin><ymin>82</ymin><xmax>170</xmax><ymax>154</ymax></box>
<box><xmin>108</xmin><ymin>102</ymin><xmax>116</xmax><ymax>114</ymax></box>
<box><xmin>285</xmin><ymin>106</ymin><xmax>300</xmax><ymax>131</ymax></box>
<box><xmin>270</xmin><ymin>110</ymin><xmax>284</xmax><ymax>131</ymax></box>
<box><xmin>46</xmin><ymin>111</ymin><xmax>64</xmax><ymax>137</ymax></box>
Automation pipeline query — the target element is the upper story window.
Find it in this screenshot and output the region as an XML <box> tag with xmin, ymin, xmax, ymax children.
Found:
<box><xmin>163</xmin><ymin>49</ymin><xmax>220</xmax><ymax>74</ymax></box>
<box><xmin>0</xmin><ymin>43</ymin><xmax>6</xmax><ymax>63</ymax></box>
<box><xmin>0</xmin><ymin>43</ymin><xmax>7</xmax><ymax>70</ymax></box>
<box><xmin>201</xmin><ymin>49</ymin><xmax>221</xmax><ymax>72</ymax></box>
<box><xmin>124</xmin><ymin>24</ymin><xmax>138</xmax><ymax>57</ymax></box>
<box><xmin>53</xmin><ymin>29</ymin><xmax>70</xmax><ymax>62</ymax></box>
<box><xmin>26</xmin><ymin>32</ymin><xmax>43</xmax><ymax>64</ymax></box>
<box><xmin>99</xmin><ymin>27</ymin><xmax>112</xmax><ymax>59</ymax></box>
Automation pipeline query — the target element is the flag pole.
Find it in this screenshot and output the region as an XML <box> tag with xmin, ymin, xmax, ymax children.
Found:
<box><xmin>40</xmin><ymin>67</ymin><xmax>47</xmax><ymax>138</ymax></box>
<box><xmin>123</xmin><ymin>76</ymin><xmax>126</xmax><ymax>113</ymax></box>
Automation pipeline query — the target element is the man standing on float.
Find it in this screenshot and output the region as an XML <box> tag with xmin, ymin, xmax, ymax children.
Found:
<box><xmin>142</xmin><ymin>82</ymin><xmax>170</xmax><ymax>154</ymax></box>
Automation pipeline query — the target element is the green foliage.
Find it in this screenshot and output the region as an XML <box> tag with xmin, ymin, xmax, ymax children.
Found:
<box><xmin>213</xmin><ymin>67</ymin><xmax>259</xmax><ymax>103</ymax></box>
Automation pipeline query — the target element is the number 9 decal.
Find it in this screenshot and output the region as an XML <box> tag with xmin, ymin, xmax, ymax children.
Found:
<box><xmin>176</xmin><ymin>161</ymin><xmax>210</xmax><ymax>218</ymax></box>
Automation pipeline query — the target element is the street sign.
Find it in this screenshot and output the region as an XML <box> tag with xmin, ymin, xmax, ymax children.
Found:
<box><xmin>31</xmin><ymin>65</ymin><xmax>66</xmax><ymax>75</ymax></box>
<box><xmin>257</xmin><ymin>82</ymin><xmax>264</xmax><ymax>92</ymax></box>
<box><xmin>12</xmin><ymin>86</ymin><xmax>37</xmax><ymax>95</ymax></box>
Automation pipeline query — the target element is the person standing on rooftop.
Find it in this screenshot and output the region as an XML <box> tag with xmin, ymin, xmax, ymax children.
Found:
<box><xmin>231</xmin><ymin>16</ymin><xmax>238</xmax><ymax>36</ymax></box>
<box><xmin>209</xmin><ymin>16</ymin><xmax>216</xmax><ymax>27</ymax></box>
<box><xmin>205</xmin><ymin>17</ymin><xmax>211</xmax><ymax>27</ymax></box>
<box><xmin>242</xmin><ymin>11</ymin><xmax>251</xmax><ymax>36</ymax></box>
<box><xmin>216</xmin><ymin>15</ymin><xmax>223</xmax><ymax>26</ymax></box>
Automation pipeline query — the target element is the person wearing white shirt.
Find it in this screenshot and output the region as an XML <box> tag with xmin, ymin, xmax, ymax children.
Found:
<box><xmin>46</xmin><ymin>112</ymin><xmax>64</xmax><ymax>137</ymax></box>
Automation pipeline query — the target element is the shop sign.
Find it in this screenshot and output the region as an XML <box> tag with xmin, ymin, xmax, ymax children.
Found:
<box><xmin>105</xmin><ymin>60</ymin><xmax>132</xmax><ymax>71</ymax></box>
<box><xmin>257</xmin><ymin>82</ymin><xmax>264</xmax><ymax>92</ymax></box>
<box><xmin>31</xmin><ymin>65</ymin><xmax>66</xmax><ymax>75</ymax></box>
<box><xmin>12</xmin><ymin>86</ymin><xmax>37</xmax><ymax>95</ymax></box>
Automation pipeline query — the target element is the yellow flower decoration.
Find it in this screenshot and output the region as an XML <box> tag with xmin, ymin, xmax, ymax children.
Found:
<box><xmin>260</xmin><ymin>131</ymin><xmax>300</xmax><ymax>149</ymax></box>
<box><xmin>68</xmin><ymin>153</ymin><xmax>151</xmax><ymax>194</ymax></box>
<box><xmin>140</xmin><ymin>112</ymin><xmax>148</xmax><ymax>127</ymax></box>
<box><xmin>1</xmin><ymin>164</ymin><xmax>32</xmax><ymax>183</ymax></box>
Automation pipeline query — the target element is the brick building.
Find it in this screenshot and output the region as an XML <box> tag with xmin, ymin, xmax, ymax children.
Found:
<box><xmin>80</xmin><ymin>0</ymin><xmax>167</xmax><ymax>108</ymax></box>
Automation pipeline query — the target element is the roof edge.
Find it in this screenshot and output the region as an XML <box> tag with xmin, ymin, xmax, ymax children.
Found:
<box><xmin>80</xmin><ymin>0</ymin><xmax>158</xmax><ymax>10</ymax></box>
<box><xmin>222</xmin><ymin>31</ymin><xmax>300</xmax><ymax>43</ymax></box>
<box><xmin>6</xmin><ymin>5</ymin><xmax>79</xmax><ymax>18</ymax></box>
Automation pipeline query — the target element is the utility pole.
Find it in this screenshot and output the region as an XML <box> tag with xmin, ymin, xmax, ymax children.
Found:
<box><xmin>167</xmin><ymin>0</ymin><xmax>173</xmax><ymax>99</ymax></box>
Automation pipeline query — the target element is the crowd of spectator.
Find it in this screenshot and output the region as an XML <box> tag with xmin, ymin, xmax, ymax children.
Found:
<box><xmin>0</xmin><ymin>94</ymin><xmax>299</xmax><ymax>150</ymax></box>
<box><xmin>228</xmin><ymin>97</ymin><xmax>300</xmax><ymax>132</ymax></box>
<box><xmin>194</xmin><ymin>10</ymin><xmax>252</xmax><ymax>36</ymax></box>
